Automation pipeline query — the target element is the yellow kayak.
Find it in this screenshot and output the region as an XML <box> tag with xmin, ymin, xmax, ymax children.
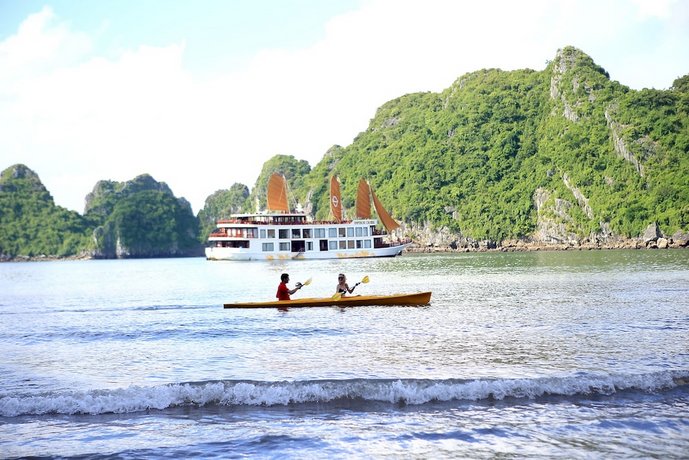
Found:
<box><xmin>224</xmin><ymin>292</ymin><xmax>432</xmax><ymax>308</ymax></box>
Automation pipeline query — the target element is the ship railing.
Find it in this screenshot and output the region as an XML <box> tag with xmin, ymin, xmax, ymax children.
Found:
<box><xmin>217</xmin><ymin>219</ymin><xmax>266</xmax><ymax>225</ymax></box>
<box><xmin>216</xmin><ymin>219</ymin><xmax>357</xmax><ymax>226</ymax></box>
<box><xmin>209</xmin><ymin>231</ymin><xmax>258</xmax><ymax>238</ymax></box>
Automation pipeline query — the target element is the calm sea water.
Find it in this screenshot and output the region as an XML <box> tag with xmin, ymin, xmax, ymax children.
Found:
<box><xmin>1</xmin><ymin>250</ymin><xmax>688</xmax><ymax>458</ymax></box>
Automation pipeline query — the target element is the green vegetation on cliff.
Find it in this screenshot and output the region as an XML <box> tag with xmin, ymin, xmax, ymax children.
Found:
<box><xmin>250</xmin><ymin>154</ymin><xmax>312</xmax><ymax>212</ymax></box>
<box><xmin>288</xmin><ymin>47</ymin><xmax>688</xmax><ymax>242</ymax></box>
<box><xmin>197</xmin><ymin>183</ymin><xmax>250</xmax><ymax>242</ymax></box>
<box><xmin>93</xmin><ymin>190</ymin><xmax>200</xmax><ymax>257</ymax></box>
<box><xmin>85</xmin><ymin>174</ymin><xmax>202</xmax><ymax>258</ymax></box>
<box><xmin>0</xmin><ymin>168</ymin><xmax>201</xmax><ymax>259</ymax></box>
<box><xmin>0</xmin><ymin>165</ymin><xmax>92</xmax><ymax>258</ymax></box>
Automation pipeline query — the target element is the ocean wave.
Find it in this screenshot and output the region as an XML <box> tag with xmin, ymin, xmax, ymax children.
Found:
<box><xmin>2</xmin><ymin>371</ymin><xmax>687</xmax><ymax>417</ymax></box>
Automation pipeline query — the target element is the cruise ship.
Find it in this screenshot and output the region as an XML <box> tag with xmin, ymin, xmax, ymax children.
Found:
<box><xmin>205</xmin><ymin>174</ymin><xmax>410</xmax><ymax>261</ymax></box>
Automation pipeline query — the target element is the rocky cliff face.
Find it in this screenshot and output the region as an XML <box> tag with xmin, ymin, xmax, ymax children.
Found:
<box><xmin>404</xmin><ymin>221</ymin><xmax>688</xmax><ymax>252</ymax></box>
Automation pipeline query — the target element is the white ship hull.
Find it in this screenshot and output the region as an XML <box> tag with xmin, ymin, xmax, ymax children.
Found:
<box><xmin>205</xmin><ymin>243</ymin><xmax>408</xmax><ymax>261</ymax></box>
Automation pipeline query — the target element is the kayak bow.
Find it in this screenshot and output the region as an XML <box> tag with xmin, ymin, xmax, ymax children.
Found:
<box><xmin>224</xmin><ymin>292</ymin><xmax>431</xmax><ymax>309</ymax></box>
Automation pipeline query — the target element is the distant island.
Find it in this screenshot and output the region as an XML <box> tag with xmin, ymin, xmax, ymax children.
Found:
<box><xmin>1</xmin><ymin>46</ymin><xmax>688</xmax><ymax>260</ymax></box>
<box><xmin>0</xmin><ymin>165</ymin><xmax>203</xmax><ymax>260</ymax></box>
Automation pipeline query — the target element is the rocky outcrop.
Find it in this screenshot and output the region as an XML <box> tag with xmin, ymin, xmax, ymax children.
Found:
<box><xmin>405</xmin><ymin>222</ymin><xmax>687</xmax><ymax>252</ymax></box>
<box><xmin>533</xmin><ymin>187</ymin><xmax>581</xmax><ymax>245</ymax></box>
<box><xmin>562</xmin><ymin>174</ymin><xmax>593</xmax><ymax>219</ymax></box>
<box><xmin>672</xmin><ymin>231</ymin><xmax>689</xmax><ymax>247</ymax></box>
<box><xmin>605</xmin><ymin>107</ymin><xmax>645</xmax><ymax>176</ymax></box>
<box><xmin>642</xmin><ymin>222</ymin><xmax>661</xmax><ymax>243</ymax></box>
<box><xmin>0</xmin><ymin>164</ymin><xmax>50</xmax><ymax>196</ymax></box>
<box><xmin>86</xmin><ymin>174</ymin><xmax>203</xmax><ymax>259</ymax></box>
<box><xmin>640</xmin><ymin>222</ymin><xmax>680</xmax><ymax>249</ymax></box>
<box><xmin>550</xmin><ymin>48</ymin><xmax>579</xmax><ymax>122</ymax></box>
<box><xmin>403</xmin><ymin>201</ymin><xmax>686</xmax><ymax>253</ymax></box>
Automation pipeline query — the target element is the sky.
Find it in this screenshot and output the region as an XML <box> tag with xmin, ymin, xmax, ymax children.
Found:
<box><xmin>1</xmin><ymin>0</ymin><xmax>688</xmax><ymax>214</ymax></box>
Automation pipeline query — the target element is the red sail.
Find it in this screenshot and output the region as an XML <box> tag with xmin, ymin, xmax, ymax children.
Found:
<box><xmin>371</xmin><ymin>187</ymin><xmax>400</xmax><ymax>232</ymax></box>
<box><xmin>330</xmin><ymin>176</ymin><xmax>342</xmax><ymax>222</ymax></box>
<box><xmin>266</xmin><ymin>173</ymin><xmax>289</xmax><ymax>212</ymax></box>
<box><xmin>355</xmin><ymin>179</ymin><xmax>371</xmax><ymax>219</ymax></box>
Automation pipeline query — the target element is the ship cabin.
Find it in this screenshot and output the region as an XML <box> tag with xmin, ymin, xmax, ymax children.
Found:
<box><xmin>208</xmin><ymin>213</ymin><xmax>396</xmax><ymax>256</ymax></box>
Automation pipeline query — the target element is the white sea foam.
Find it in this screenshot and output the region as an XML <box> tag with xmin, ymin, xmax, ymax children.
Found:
<box><xmin>1</xmin><ymin>370</ymin><xmax>686</xmax><ymax>417</ymax></box>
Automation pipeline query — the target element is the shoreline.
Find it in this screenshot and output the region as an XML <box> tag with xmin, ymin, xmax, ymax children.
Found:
<box><xmin>0</xmin><ymin>254</ymin><xmax>203</xmax><ymax>263</ymax></box>
<box><xmin>405</xmin><ymin>231</ymin><xmax>689</xmax><ymax>253</ymax></box>
<box><xmin>407</xmin><ymin>238</ymin><xmax>688</xmax><ymax>253</ymax></box>
<box><xmin>406</xmin><ymin>244</ymin><xmax>687</xmax><ymax>253</ymax></box>
<box><xmin>2</xmin><ymin>240</ymin><xmax>687</xmax><ymax>262</ymax></box>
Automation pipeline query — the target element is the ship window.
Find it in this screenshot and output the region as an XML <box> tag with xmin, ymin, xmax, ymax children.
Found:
<box><xmin>339</xmin><ymin>241</ymin><xmax>346</xmax><ymax>249</ymax></box>
<box><xmin>363</xmin><ymin>227</ymin><xmax>369</xmax><ymax>236</ymax></box>
<box><xmin>267</xmin><ymin>229</ymin><xmax>275</xmax><ymax>238</ymax></box>
<box><xmin>279</xmin><ymin>229</ymin><xmax>289</xmax><ymax>239</ymax></box>
<box><xmin>314</xmin><ymin>228</ymin><xmax>325</xmax><ymax>238</ymax></box>
<box><xmin>328</xmin><ymin>228</ymin><xmax>337</xmax><ymax>238</ymax></box>
<box><xmin>347</xmin><ymin>240</ymin><xmax>355</xmax><ymax>249</ymax></box>
<box><xmin>260</xmin><ymin>229</ymin><xmax>267</xmax><ymax>239</ymax></box>
<box><xmin>224</xmin><ymin>241</ymin><xmax>249</xmax><ymax>248</ymax></box>
<box><xmin>306</xmin><ymin>241</ymin><xmax>313</xmax><ymax>251</ymax></box>
<box><xmin>262</xmin><ymin>243</ymin><xmax>274</xmax><ymax>252</ymax></box>
<box><xmin>303</xmin><ymin>228</ymin><xmax>312</xmax><ymax>238</ymax></box>
<box><xmin>355</xmin><ymin>227</ymin><xmax>363</xmax><ymax>237</ymax></box>
<box><xmin>245</xmin><ymin>228</ymin><xmax>258</xmax><ymax>238</ymax></box>
<box><xmin>338</xmin><ymin>228</ymin><xmax>346</xmax><ymax>237</ymax></box>
<box><xmin>347</xmin><ymin>227</ymin><xmax>354</xmax><ymax>237</ymax></box>
<box><xmin>291</xmin><ymin>229</ymin><xmax>301</xmax><ymax>238</ymax></box>
<box><xmin>356</xmin><ymin>240</ymin><xmax>363</xmax><ymax>248</ymax></box>
<box><xmin>364</xmin><ymin>240</ymin><xmax>371</xmax><ymax>248</ymax></box>
<box><xmin>279</xmin><ymin>242</ymin><xmax>290</xmax><ymax>251</ymax></box>
<box><xmin>329</xmin><ymin>241</ymin><xmax>338</xmax><ymax>250</ymax></box>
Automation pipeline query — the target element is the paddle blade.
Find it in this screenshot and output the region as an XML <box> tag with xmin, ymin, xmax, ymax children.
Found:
<box><xmin>331</xmin><ymin>292</ymin><xmax>342</xmax><ymax>300</ymax></box>
<box><xmin>361</xmin><ymin>276</ymin><xmax>369</xmax><ymax>284</ymax></box>
<box><xmin>302</xmin><ymin>277</ymin><xmax>312</xmax><ymax>286</ymax></box>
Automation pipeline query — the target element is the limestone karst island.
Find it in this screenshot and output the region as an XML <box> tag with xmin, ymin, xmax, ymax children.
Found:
<box><xmin>1</xmin><ymin>47</ymin><xmax>687</xmax><ymax>261</ymax></box>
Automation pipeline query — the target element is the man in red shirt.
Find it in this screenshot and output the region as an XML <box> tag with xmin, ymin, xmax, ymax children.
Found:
<box><xmin>276</xmin><ymin>273</ymin><xmax>302</xmax><ymax>300</ymax></box>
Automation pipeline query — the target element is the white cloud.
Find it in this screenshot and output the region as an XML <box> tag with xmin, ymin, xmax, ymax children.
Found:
<box><xmin>1</xmin><ymin>0</ymin><xmax>687</xmax><ymax>214</ymax></box>
<box><xmin>0</xmin><ymin>6</ymin><xmax>91</xmax><ymax>82</ymax></box>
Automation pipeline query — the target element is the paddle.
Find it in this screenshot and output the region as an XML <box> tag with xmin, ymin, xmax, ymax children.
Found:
<box><xmin>332</xmin><ymin>275</ymin><xmax>369</xmax><ymax>300</ymax></box>
<box><xmin>296</xmin><ymin>277</ymin><xmax>312</xmax><ymax>290</ymax></box>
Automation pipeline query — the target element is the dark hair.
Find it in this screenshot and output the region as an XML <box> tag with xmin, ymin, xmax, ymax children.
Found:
<box><xmin>281</xmin><ymin>273</ymin><xmax>289</xmax><ymax>282</ymax></box>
